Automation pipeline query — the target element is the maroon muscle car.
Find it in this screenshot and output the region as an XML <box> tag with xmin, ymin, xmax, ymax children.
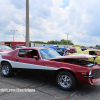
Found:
<box><xmin>0</xmin><ymin>47</ymin><xmax>100</xmax><ymax>90</ymax></box>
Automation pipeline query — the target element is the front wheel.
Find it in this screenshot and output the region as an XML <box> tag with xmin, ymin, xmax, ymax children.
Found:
<box><xmin>56</xmin><ymin>71</ymin><xmax>77</xmax><ymax>91</ymax></box>
<box><xmin>1</xmin><ymin>62</ymin><xmax>13</xmax><ymax>77</ymax></box>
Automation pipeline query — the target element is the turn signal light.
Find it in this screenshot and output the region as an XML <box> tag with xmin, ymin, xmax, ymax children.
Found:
<box><xmin>82</xmin><ymin>73</ymin><xmax>87</xmax><ymax>75</ymax></box>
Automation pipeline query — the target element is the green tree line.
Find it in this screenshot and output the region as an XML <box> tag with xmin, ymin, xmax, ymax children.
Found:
<box><xmin>96</xmin><ymin>45</ymin><xmax>100</xmax><ymax>47</ymax></box>
<box><xmin>30</xmin><ymin>39</ymin><xmax>74</xmax><ymax>45</ymax></box>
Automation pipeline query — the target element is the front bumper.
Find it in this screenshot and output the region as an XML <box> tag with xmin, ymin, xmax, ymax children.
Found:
<box><xmin>84</xmin><ymin>75</ymin><xmax>93</xmax><ymax>78</ymax></box>
<box><xmin>83</xmin><ymin>74</ymin><xmax>100</xmax><ymax>85</ymax></box>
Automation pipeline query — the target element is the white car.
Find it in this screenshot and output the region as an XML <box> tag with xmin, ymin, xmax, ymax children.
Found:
<box><xmin>0</xmin><ymin>45</ymin><xmax>13</xmax><ymax>55</ymax></box>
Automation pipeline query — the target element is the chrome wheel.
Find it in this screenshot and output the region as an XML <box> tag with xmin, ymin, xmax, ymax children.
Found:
<box><xmin>56</xmin><ymin>71</ymin><xmax>77</xmax><ymax>90</ymax></box>
<box><xmin>1</xmin><ymin>62</ymin><xmax>13</xmax><ymax>77</ymax></box>
<box><xmin>58</xmin><ymin>75</ymin><xmax>72</xmax><ymax>88</ymax></box>
<box><xmin>2</xmin><ymin>64</ymin><xmax>9</xmax><ymax>75</ymax></box>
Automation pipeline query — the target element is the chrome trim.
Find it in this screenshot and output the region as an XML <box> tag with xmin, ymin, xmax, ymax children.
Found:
<box><xmin>84</xmin><ymin>75</ymin><xmax>93</xmax><ymax>78</ymax></box>
<box><xmin>89</xmin><ymin>68</ymin><xmax>92</xmax><ymax>75</ymax></box>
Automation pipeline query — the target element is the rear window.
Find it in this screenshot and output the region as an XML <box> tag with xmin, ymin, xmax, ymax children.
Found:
<box><xmin>89</xmin><ymin>51</ymin><xmax>97</xmax><ymax>55</ymax></box>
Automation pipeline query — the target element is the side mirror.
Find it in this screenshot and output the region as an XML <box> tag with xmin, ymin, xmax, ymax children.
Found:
<box><xmin>33</xmin><ymin>56</ymin><xmax>38</xmax><ymax>60</ymax></box>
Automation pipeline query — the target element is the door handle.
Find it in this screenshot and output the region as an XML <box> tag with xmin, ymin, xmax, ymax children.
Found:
<box><xmin>15</xmin><ymin>59</ymin><xmax>19</xmax><ymax>61</ymax></box>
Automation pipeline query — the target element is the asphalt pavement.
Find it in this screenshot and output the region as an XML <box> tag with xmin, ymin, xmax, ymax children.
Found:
<box><xmin>0</xmin><ymin>67</ymin><xmax>100</xmax><ymax>100</ymax></box>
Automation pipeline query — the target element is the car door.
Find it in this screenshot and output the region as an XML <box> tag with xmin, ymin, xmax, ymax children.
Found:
<box><xmin>43</xmin><ymin>59</ymin><xmax>60</xmax><ymax>70</ymax></box>
<box><xmin>14</xmin><ymin>49</ymin><xmax>45</xmax><ymax>70</ymax></box>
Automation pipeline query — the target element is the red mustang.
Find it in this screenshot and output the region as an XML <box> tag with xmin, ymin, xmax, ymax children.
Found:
<box><xmin>0</xmin><ymin>47</ymin><xmax>100</xmax><ymax>90</ymax></box>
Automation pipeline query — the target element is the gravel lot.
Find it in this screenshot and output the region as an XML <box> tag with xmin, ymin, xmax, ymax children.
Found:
<box><xmin>0</xmin><ymin>67</ymin><xmax>100</xmax><ymax>100</ymax></box>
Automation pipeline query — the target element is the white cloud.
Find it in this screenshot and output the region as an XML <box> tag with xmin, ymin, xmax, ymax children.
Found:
<box><xmin>5</xmin><ymin>21</ymin><xmax>25</xmax><ymax>41</ymax></box>
<box><xmin>0</xmin><ymin>0</ymin><xmax>100</xmax><ymax>46</ymax></box>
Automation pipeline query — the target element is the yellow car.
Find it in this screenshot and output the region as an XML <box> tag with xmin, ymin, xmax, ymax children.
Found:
<box><xmin>69</xmin><ymin>45</ymin><xmax>100</xmax><ymax>63</ymax></box>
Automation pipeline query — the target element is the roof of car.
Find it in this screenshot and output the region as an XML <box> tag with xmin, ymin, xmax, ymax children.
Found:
<box><xmin>16</xmin><ymin>47</ymin><xmax>50</xmax><ymax>50</ymax></box>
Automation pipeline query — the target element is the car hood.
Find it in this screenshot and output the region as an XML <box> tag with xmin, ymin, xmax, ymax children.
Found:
<box><xmin>48</xmin><ymin>54</ymin><xmax>97</xmax><ymax>60</ymax></box>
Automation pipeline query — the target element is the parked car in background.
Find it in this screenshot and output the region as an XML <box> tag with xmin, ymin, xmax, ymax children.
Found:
<box><xmin>48</xmin><ymin>46</ymin><xmax>64</xmax><ymax>56</ymax></box>
<box><xmin>70</xmin><ymin>45</ymin><xmax>100</xmax><ymax>63</ymax></box>
<box><xmin>54</xmin><ymin>48</ymin><xmax>64</xmax><ymax>56</ymax></box>
<box><xmin>12</xmin><ymin>46</ymin><xmax>26</xmax><ymax>50</ymax></box>
<box><xmin>1</xmin><ymin>47</ymin><xmax>100</xmax><ymax>91</ymax></box>
<box><xmin>0</xmin><ymin>45</ymin><xmax>13</xmax><ymax>55</ymax></box>
<box><xmin>81</xmin><ymin>48</ymin><xmax>87</xmax><ymax>51</ymax></box>
<box><xmin>65</xmin><ymin>46</ymin><xmax>76</xmax><ymax>54</ymax></box>
<box><xmin>48</xmin><ymin>45</ymin><xmax>56</xmax><ymax>49</ymax></box>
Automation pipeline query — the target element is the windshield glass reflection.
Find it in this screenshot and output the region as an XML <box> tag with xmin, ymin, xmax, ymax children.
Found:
<box><xmin>39</xmin><ymin>49</ymin><xmax>61</xmax><ymax>59</ymax></box>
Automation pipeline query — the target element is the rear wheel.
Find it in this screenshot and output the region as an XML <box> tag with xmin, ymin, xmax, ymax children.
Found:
<box><xmin>56</xmin><ymin>71</ymin><xmax>76</xmax><ymax>91</ymax></box>
<box><xmin>1</xmin><ymin>62</ymin><xmax>13</xmax><ymax>77</ymax></box>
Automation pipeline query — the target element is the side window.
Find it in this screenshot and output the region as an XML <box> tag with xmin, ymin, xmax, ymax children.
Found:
<box><xmin>18</xmin><ymin>49</ymin><xmax>39</xmax><ymax>58</ymax></box>
<box><xmin>89</xmin><ymin>51</ymin><xmax>97</xmax><ymax>55</ymax></box>
<box><xmin>18</xmin><ymin>50</ymin><xmax>27</xmax><ymax>57</ymax></box>
<box><xmin>30</xmin><ymin>50</ymin><xmax>39</xmax><ymax>58</ymax></box>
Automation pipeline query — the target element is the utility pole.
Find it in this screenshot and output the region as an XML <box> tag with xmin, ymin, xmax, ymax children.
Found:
<box><xmin>26</xmin><ymin>0</ymin><xmax>29</xmax><ymax>47</ymax></box>
<box><xmin>65</xmin><ymin>33</ymin><xmax>69</xmax><ymax>48</ymax></box>
<box><xmin>11</xmin><ymin>30</ymin><xmax>18</xmax><ymax>41</ymax></box>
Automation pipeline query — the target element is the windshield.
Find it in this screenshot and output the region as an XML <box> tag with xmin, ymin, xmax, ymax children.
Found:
<box><xmin>0</xmin><ymin>45</ymin><xmax>12</xmax><ymax>49</ymax></box>
<box><xmin>39</xmin><ymin>49</ymin><xmax>61</xmax><ymax>59</ymax></box>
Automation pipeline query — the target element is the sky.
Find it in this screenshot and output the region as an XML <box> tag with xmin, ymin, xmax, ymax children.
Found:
<box><xmin>0</xmin><ymin>0</ymin><xmax>100</xmax><ymax>46</ymax></box>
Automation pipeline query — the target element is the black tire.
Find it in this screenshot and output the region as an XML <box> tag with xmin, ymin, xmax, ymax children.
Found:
<box><xmin>1</xmin><ymin>62</ymin><xmax>13</xmax><ymax>77</ymax></box>
<box><xmin>56</xmin><ymin>71</ymin><xmax>76</xmax><ymax>91</ymax></box>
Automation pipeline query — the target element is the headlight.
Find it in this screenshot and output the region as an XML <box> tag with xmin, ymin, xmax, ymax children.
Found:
<box><xmin>89</xmin><ymin>68</ymin><xmax>92</xmax><ymax>75</ymax></box>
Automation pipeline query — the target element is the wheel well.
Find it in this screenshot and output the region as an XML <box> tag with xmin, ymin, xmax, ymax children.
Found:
<box><xmin>55</xmin><ymin>69</ymin><xmax>77</xmax><ymax>80</ymax></box>
<box><xmin>1</xmin><ymin>61</ymin><xmax>12</xmax><ymax>68</ymax></box>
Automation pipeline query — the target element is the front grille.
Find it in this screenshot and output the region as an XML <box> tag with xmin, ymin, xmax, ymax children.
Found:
<box><xmin>93</xmin><ymin>69</ymin><xmax>100</xmax><ymax>79</ymax></box>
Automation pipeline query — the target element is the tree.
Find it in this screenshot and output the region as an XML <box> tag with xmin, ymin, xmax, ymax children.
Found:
<box><xmin>31</xmin><ymin>41</ymin><xmax>46</xmax><ymax>44</ymax></box>
<box><xmin>47</xmin><ymin>40</ymin><xmax>60</xmax><ymax>44</ymax></box>
<box><xmin>81</xmin><ymin>46</ymin><xmax>85</xmax><ymax>48</ymax></box>
<box><xmin>30</xmin><ymin>39</ymin><xmax>74</xmax><ymax>45</ymax></box>
<box><xmin>60</xmin><ymin>39</ymin><xmax>74</xmax><ymax>45</ymax></box>
<box><xmin>96</xmin><ymin>45</ymin><xmax>100</xmax><ymax>47</ymax></box>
